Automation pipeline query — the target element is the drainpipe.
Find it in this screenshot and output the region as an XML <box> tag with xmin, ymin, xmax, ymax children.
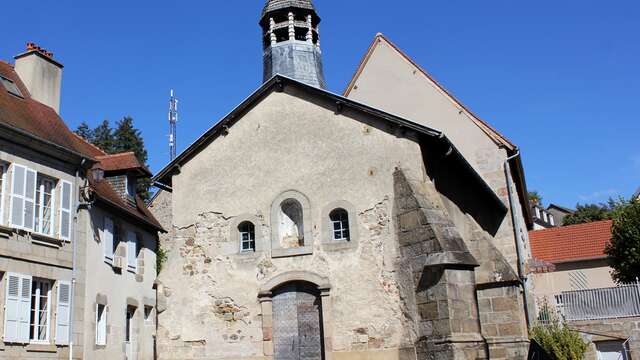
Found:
<box><xmin>504</xmin><ymin>150</ymin><xmax>534</xmax><ymax>328</ymax></box>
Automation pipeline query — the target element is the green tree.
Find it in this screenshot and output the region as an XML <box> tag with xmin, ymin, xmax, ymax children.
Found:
<box><xmin>113</xmin><ymin>116</ymin><xmax>151</xmax><ymax>200</ymax></box>
<box><xmin>605</xmin><ymin>199</ymin><xmax>640</xmax><ymax>283</ymax></box>
<box><xmin>562</xmin><ymin>199</ymin><xmax>623</xmax><ymax>226</ymax></box>
<box><xmin>529</xmin><ymin>191</ymin><xmax>543</xmax><ymax>205</ymax></box>
<box><xmin>75</xmin><ymin>117</ymin><xmax>151</xmax><ymax>201</ymax></box>
<box><xmin>530</xmin><ymin>321</ymin><xmax>588</xmax><ymax>360</ymax></box>
<box><xmin>91</xmin><ymin>120</ymin><xmax>116</xmax><ymax>154</ymax></box>
<box><xmin>74</xmin><ymin>121</ymin><xmax>93</xmax><ymax>141</ymax></box>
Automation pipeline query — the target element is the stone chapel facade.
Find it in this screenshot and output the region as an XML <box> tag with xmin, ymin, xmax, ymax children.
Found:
<box><xmin>149</xmin><ymin>1</ymin><xmax>533</xmax><ymax>359</ymax></box>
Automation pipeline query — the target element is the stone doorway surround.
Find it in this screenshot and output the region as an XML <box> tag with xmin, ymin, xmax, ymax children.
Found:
<box><xmin>258</xmin><ymin>271</ymin><xmax>333</xmax><ymax>360</ymax></box>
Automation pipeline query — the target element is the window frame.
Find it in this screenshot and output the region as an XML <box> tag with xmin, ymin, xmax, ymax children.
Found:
<box><xmin>1</xmin><ymin>75</ymin><xmax>24</xmax><ymax>98</ymax></box>
<box><xmin>58</xmin><ymin>180</ymin><xmax>73</xmax><ymax>241</ymax></box>
<box><xmin>126</xmin><ymin>230</ymin><xmax>138</xmax><ymax>272</ymax></box>
<box><xmin>329</xmin><ymin>208</ymin><xmax>350</xmax><ymax>242</ymax></box>
<box><xmin>34</xmin><ymin>175</ymin><xmax>57</xmax><ymax>237</ymax></box>
<box><xmin>0</xmin><ymin>163</ymin><xmax>7</xmax><ymax>226</ymax></box>
<box><xmin>238</xmin><ymin>221</ymin><xmax>256</xmax><ymax>253</ymax></box>
<box><xmin>143</xmin><ymin>306</ymin><xmax>153</xmax><ymax>324</ymax></box>
<box><xmin>125</xmin><ymin>307</ymin><xmax>135</xmax><ymax>343</ymax></box>
<box><xmin>29</xmin><ymin>278</ymin><xmax>52</xmax><ymax>344</ymax></box>
<box><xmin>9</xmin><ymin>164</ymin><xmax>37</xmax><ymax>231</ymax></box>
<box><xmin>95</xmin><ymin>304</ymin><xmax>107</xmax><ymax>346</ymax></box>
<box><xmin>102</xmin><ymin>216</ymin><xmax>116</xmax><ymax>263</ymax></box>
<box><xmin>321</xmin><ymin>201</ymin><xmax>359</xmax><ymax>251</ymax></box>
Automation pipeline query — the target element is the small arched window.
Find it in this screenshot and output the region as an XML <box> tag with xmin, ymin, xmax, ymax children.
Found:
<box><xmin>239</xmin><ymin>221</ymin><xmax>256</xmax><ymax>252</ymax></box>
<box><xmin>279</xmin><ymin>199</ymin><xmax>304</xmax><ymax>248</ymax></box>
<box><xmin>329</xmin><ymin>209</ymin><xmax>349</xmax><ymax>241</ymax></box>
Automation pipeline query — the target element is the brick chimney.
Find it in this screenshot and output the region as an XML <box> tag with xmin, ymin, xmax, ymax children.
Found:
<box><xmin>14</xmin><ymin>42</ymin><xmax>64</xmax><ymax>113</ymax></box>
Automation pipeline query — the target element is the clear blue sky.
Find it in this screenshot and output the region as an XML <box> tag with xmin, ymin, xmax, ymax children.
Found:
<box><xmin>1</xmin><ymin>0</ymin><xmax>638</xmax><ymax>207</ymax></box>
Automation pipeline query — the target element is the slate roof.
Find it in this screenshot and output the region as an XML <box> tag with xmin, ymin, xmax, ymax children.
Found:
<box><xmin>262</xmin><ymin>0</ymin><xmax>316</xmax><ymax>16</ymax></box>
<box><xmin>529</xmin><ymin>220</ymin><xmax>613</xmax><ymax>263</ymax></box>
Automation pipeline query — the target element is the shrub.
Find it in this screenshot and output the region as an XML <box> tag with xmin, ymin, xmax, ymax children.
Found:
<box><xmin>530</xmin><ymin>321</ymin><xmax>588</xmax><ymax>360</ymax></box>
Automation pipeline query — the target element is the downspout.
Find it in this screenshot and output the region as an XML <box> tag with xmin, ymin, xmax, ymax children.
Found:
<box><xmin>504</xmin><ymin>150</ymin><xmax>534</xmax><ymax>328</ymax></box>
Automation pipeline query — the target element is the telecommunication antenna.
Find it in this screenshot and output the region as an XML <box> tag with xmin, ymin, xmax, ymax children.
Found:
<box><xmin>168</xmin><ymin>90</ymin><xmax>178</xmax><ymax>161</ymax></box>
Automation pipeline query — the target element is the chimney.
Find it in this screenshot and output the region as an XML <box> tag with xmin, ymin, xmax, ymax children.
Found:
<box><xmin>14</xmin><ymin>42</ymin><xmax>64</xmax><ymax>113</ymax></box>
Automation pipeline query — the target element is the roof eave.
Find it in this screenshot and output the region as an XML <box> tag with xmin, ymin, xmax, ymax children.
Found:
<box><xmin>94</xmin><ymin>195</ymin><xmax>166</xmax><ymax>234</ymax></box>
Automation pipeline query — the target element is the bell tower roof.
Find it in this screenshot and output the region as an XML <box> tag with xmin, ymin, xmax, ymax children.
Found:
<box><xmin>260</xmin><ymin>0</ymin><xmax>320</xmax><ymax>26</ymax></box>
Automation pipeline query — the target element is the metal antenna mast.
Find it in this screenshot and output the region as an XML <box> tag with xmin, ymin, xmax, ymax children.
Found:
<box><xmin>168</xmin><ymin>89</ymin><xmax>178</xmax><ymax>161</ymax></box>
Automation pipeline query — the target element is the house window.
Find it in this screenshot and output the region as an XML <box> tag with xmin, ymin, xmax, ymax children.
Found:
<box><xmin>58</xmin><ymin>180</ymin><xmax>73</xmax><ymax>240</ymax></box>
<box><xmin>125</xmin><ymin>307</ymin><xmax>135</xmax><ymax>343</ymax></box>
<box><xmin>329</xmin><ymin>208</ymin><xmax>350</xmax><ymax>241</ymax></box>
<box><xmin>144</xmin><ymin>306</ymin><xmax>153</xmax><ymax>324</ymax></box>
<box><xmin>543</xmin><ymin>211</ymin><xmax>548</xmax><ymax>223</ymax></box>
<box><xmin>534</xmin><ymin>207</ymin><xmax>540</xmax><ymax>219</ymax></box>
<box><xmin>10</xmin><ymin>164</ymin><xmax>37</xmax><ymax>230</ymax></box>
<box><xmin>239</xmin><ymin>221</ymin><xmax>256</xmax><ymax>252</ymax></box>
<box><xmin>126</xmin><ymin>176</ymin><xmax>136</xmax><ymax>198</ymax></box>
<box><xmin>102</xmin><ymin>217</ymin><xmax>117</xmax><ymax>262</ymax></box>
<box><xmin>1</xmin><ymin>75</ymin><xmax>23</xmax><ymax>98</ymax></box>
<box><xmin>29</xmin><ymin>279</ymin><xmax>52</xmax><ymax>343</ymax></box>
<box><xmin>126</xmin><ymin>231</ymin><xmax>140</xmax><ymax>271</ymax></box>
<box><xmin>34</xmin><ymin>176</ymin><xmax>56</xmax><ymax>236</ymax></box>
<box><xmin>549</xmin><ymin>214</ymin><xmax>555</xmax><ymax>226</ymax></box>
<box><xmin>0</xmin><ymin>163</ymin><xmax>6</xmax><ymax>225</ymax></box>
<box><xmin>279</xmin><ymin>199</ymin><xmax>304</xmax><ymax>248</ymax></box>
<box><xmin>596</xmin><ymin>341</ymin><xmax>629</xmax><ymax>360</ymax></box>
<box><xmin>95</xmin><ymin>304</ymin><xmax>107</xmax><ymax>345</ymax></box>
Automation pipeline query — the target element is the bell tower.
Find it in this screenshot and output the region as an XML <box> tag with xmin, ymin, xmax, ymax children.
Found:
<box><xmin>260</xmin><ymin>0</ymin><xmax>326</xmax><ymax>89</ymax></box>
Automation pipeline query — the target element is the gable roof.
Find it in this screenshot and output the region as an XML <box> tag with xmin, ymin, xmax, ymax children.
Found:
<box><xmin>0</xmin><ymin>61</ymin><xmax>101</xmax><ymax>160</ymax></box>
<box><xmin>529</xmin><ymin>220</ymin><xmax>613</xmax><ymax>264</ymax></box>
<box><xmin>0</xmin><ymin>59</ymin><xmax>162</xmax><ymax>233</ymax></box>
<box><xmin>344</xmin><ymin>33</ymin><xmax>515</xmax><ymax>151</ymax></box>
<box><xmin>152</xmin><ymin>74</ymin><xmax>505</xmax><ymax>212</ymax></box>
<box><xmin>547</xmin><ymin>203</ymin><xmax>574</xmax><ymax>214</ymax></box>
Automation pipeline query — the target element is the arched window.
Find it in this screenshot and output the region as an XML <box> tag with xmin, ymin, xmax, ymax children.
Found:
<box><xmin>279</xmin><ymin>199</ymin><xmax>304</xmax><ymax>248</ymax></box>
<box><xmin>239</xmin><ymin>221</ymin><xmax>256</xmax><ymax>252</ymax></box>
<box><xmin>329</xmin><ymin>208</ymin><xmax>349</xmax><ymax>241</ymax></box>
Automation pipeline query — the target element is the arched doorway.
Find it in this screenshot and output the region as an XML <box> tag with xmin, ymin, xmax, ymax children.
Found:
<box><xmin>272</xmin><ymin>282</ymin><xmax>325</xmax><ymax>360</ymax></box>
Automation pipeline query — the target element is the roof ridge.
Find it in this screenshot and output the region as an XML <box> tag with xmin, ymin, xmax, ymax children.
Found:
<box><xmin>71</xmin><ymin>132</ymin><xmax>108</xmax><ymax>155</ymax></box>
<box><xmin>531</xmin><ymin>219</ymin><xmax>613</xmax><ymax>234</ymax></box>
<box><xmin>344</xmin><ymin>33</ymin><xmax>516</xmax><ymax>150</ymax></box>
<box><xmin>97</xmin><ymin>151</ymin><xmax>136</xmax><ymax>159</ymax></box>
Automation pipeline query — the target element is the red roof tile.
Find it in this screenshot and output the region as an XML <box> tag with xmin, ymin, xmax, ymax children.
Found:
<box><xmin>529</xmin><ymin>220</ymin><xmax>613</xmax><ymax>263</ymax></box>
<box><xmin>0</xmin><ymin>62</ymin><xmax>101</xmax><ymax>158</ymax></box>
<box><xmin>96</xmin><ymin>152</ymin><xmax>152</xmax><ymax>176</ymax></box>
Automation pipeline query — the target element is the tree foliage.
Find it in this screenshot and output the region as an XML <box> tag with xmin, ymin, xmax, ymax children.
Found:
<box><xmin>605</xmin><ymin>199</ymin><xmax>640</xmax><ymax>283</ymax></box>
<box><xmin>529</xmin><ymin>191</ymin><xmax>543</xmax><ymax>205</ymax></box>
<box><xmin>75</xmin><ymin>117</ymin><xmax>151</xmax><ymax>200</ymax></box>
<box><xmin>530</xmin><ymin>310</ymin><xmax>588</xmax><ymax>360</ymax></box>
<box><xmin>562</xmin><ymin>199</ymin><xmax>624</xmax><ymax>225</ymax></box>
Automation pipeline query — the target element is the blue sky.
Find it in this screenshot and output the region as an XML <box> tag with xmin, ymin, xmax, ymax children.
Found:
<box><xmin>1</xmin><ymin>0</ymin><xmax>638</xmax><ymax>207</ymax></box>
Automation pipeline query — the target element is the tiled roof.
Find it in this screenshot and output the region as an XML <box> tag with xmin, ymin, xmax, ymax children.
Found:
<box><xmin>0</xmin><ymin>59</ymin><xmax>161</xmax><ymax>232</ymax></box>
<box><xmin>529</xmin><ymin>220</ymin><xmax>613</xmax><ymax>263</ymax></box>
<box><xmin>0</xmin><ymin>61</ymin><xmax>101</xmax><ymax>159</ymax></box>
<box><xmin>96</xmin><ymin>152</ymin><xmax>152</xmax><ymax>177</ymax></box>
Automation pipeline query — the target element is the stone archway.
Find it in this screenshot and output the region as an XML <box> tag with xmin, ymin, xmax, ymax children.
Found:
<box><xmin>259</xmin><ymin>272</ymin><xmax>333</xmax><ymax>360</ymax></box>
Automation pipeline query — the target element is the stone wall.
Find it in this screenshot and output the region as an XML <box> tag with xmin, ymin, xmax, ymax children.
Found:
<box><xmin>569</xmin><ymin>317</ymin><xmax>640</xmax><ymax>359</ymax></box>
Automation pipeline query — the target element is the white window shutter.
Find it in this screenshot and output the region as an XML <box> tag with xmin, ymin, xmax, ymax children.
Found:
<box><xmin>127</xmin><ymin>231</ymin><xmax>137</xmax><ymax>269</ymax></box>
<box><xmin>3</xmin><ymin>273</ymin><xmax>21</xmax><ymax>342</ymax></box>
<box><xmin>0</xmin><ymin>164</ymin><xmax>7</xmax><ymax>225</ymax></box>
<box><xmin>59</xmin><ymin>181</ymin><xmax>72</xmax><ymax>240</ymax></box>
<box><xmin>23</xmin><ymin>168</ymin><xmax>36</xmax><ymax>231</ymax></box>
<box><xmin>10</xmin><ymin>165</ymin><xmax>26</xmax><ymax>228</ymax></box>
<box><xmin>17</xmin><ymin>274</ymin><xmax>32</xmax><ymax>343</ymax></box>
<box><xmin>103</xmin><ymin>217</ymin><xmax>114</xmax><ymax>260</ymax></box>
<box><xmin>55</xmin><ymin>280</ymin><xmax>71</xmax><ymax>345</ymax></box>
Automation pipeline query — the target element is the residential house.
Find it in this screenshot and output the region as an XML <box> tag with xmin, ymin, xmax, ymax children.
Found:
<box><xmin>530</xmin><ymin>204</ymin><xmax>556</xmax><ymax>229</ymax></box>
<box><xmin>0</xmin><ymin>44</ymin><xmax>162</xmax><ymax>359</ymax></box>
<box><xmin>148</xmin><ymin>1</ymin><xmax>533</xmax><ymax>359</ymax></box>
<box><xmin>546</xmin><ymin>204</ymin><xmax>574</xmax><ymax>226</ymax></box>
<box><xmin>530</xmin><ymin>220</ymin><xmax>639</xmax><ymax>360</ymax></box>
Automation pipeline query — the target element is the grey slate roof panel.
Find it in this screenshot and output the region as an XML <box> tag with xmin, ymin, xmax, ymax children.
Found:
<box><xmin>263</xmin><ymin>0</ymin><xmax>316</xmax><ymax>16</ymax></box>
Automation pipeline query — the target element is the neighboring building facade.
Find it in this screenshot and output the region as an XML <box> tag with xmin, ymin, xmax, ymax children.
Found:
<box><xmin>0</xmin><ymin>44</ymin><xmax>162</xmax><ymax>359</ymax></box>
<box><xmin>149</xmin><ymin>1</ymin><xmax>533</xmax><ymax>360</ymax></box>
<box><xmin>545</xmin><ymin>204</ymin><xmax>573</xmax><ymax>227</ymax></box>
<box><xmin>530</xmin><ymin>220</ymin><xmax>639</xmax><ymax>360</ymax></box>
<box><xmin>530</xmin><ymin>204</ymin><xmax>556</xmax><ymax>229</ymax></box>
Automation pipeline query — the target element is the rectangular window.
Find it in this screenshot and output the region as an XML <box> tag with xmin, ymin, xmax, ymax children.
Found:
<box><xmin>10</xmin><ymin>164</ymin><xmax>37</xmax><ymax>231</ymax></box>
<box><xmin>58</xmin><ymin>180</ymin><xmax>72</xmax><ymax>240</ymax></box>
<box><xmin>125</xmin><ymin>307</ymin><xmax>135</xmax><ymax>342</ymax></box>
<box><xmin>127</xmin><ymin>231</ymin><xmax>138</xmax><ymax>271</ymax></box>
<box><xmin>103</xmin><ymin>216</ymin><xmax>115</xmax><ymax>262</ymax></box>
<box><xmin>549</xmin><ymin>214</ymin><xmax>555</xmax><ymax>226</ymax></box>
<box><xmin>34</xmin><ymin>176</ymin><xmax>57</xmax><ymax>236</ymax></box>
<box><xmin>596</xmin><ymin>341</ymin><xmax>629</xmax><ymax>360</ymax></box>
<box><xmin>1</xmin><ymin>75</ymin><xmax>23</xmax><ymax>98</ymax></box>
<box><xmin>95</xmin><ymin>304</ymin><xmax>107</xmax><ymax>346</ymax></box>
<box><xmin>0</xmin><ymin>163</ymin><xmax>7</xmax><ymax>225</ymax></box>
<box><xmin>29</xmin><ymin>279</ymin><xmax>52</xmax><ymax>343</ymax></box>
